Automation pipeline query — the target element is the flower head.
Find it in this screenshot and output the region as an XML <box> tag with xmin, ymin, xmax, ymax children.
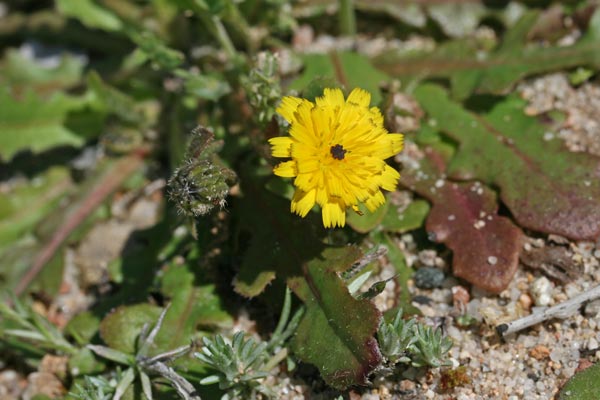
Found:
<box><xmin>269</xmin><ymin>88</ymin><xmax>403</xmax><ymax>228</ymax></box>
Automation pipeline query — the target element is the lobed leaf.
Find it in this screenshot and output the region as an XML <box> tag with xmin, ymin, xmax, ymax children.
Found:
<box><xmin>414</xmin><ymin>84</ymin><xmax>600</xmax><ymax>241</ymax></box>
<box><xmin>0</xmin><ymin>89</ymin><xmax>87</xmax><ymax>160</ymax></box>
<box><xmin>400</xmin><ymin>143</ymin><xmax>522</xmax><ymax>293</ymax></box>
<box><xmin>376</xmin><ymin>9</ymin><xmax>600</xmax><ymax>99</ymax></box>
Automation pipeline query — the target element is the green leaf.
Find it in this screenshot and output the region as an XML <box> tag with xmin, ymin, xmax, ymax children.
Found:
<box><xmin>559</xmin><ymin>363</ymin><xmax>600</xmax><ymax>400</ymax></box>
<box><xmin>289</xmin><ymin>252</ymin><xmax>382</xmax><ymax>389</ymax></box>
<box><xmin>0</xmin><ymin>48</ymin><xmax>85</xmax><ymax>92</ymax></box>
<box><xmin>154</xmin><ymin>263</ymin><xmax>232</xmax><ymax>352</ymax></box>
<box><xmin>376</xmin><ymin>9</ymin><xmax>600</xmax><ymax>99</ymax></box>
<box><xmin>99</xmin><ymin>304</ymin><xmax>162</xmax><ymax>354</ymax></box>
<box><xmin>414</xmin><ymin>84</ymin><xmax>600</xmax><ymax>241</ymax></box>
<box><xmin>128</xmin><ymin>30</ymin><xmax>184</xmax><ymax>70</ymax></box>
<box><xmin>346</xmin><ymin>201</ymin><xmax>389</xmax><ymax>233</ymax></box>
<box><xmin>289</xmin><ymin>52</ymin><xmax>390</xmax><ymax>105</ymax></box>
<box><xmin>0</xmin><ymin>167</ymin><xmax>72</xmax><ymax>249</ymax></box>
<box><xmin>56</xmin><ymin>0</ymin><xmax>123</xmax><ymax>32</ymax></box>
<box><xmin>86</xmin><ymin>72</ymin><xmax>143</xmax><ymax>125</ymax></box>
<box><xmin>69</xmin><ymin>347</ymin><xmax>106</xmax><ymax>376</ymax></box>
<box><xmin>381</xmin><ymin>199</ymin><xmax>430</xmax><ymax>233</ymax></box>
<box><xmin>87</xmin><ymin>345</ymin><xmax>135</xmax><ymax>366</ymax></box>
<box><xmin>174</xmin><ymin>69</ymin><xmax>231</xmax><ymax>101</ymax></box>
<box><xmin>232</xmin><ymin>166</ymin><xmax>325</xmax><ymax>297</ymax></box>
<box><xmin>0</xmin><ymin>89</ymin><xmax>88</xmax><ymax>160</ymax></box>
<box><xmin>376</xmin><ymin>232</ymin><xmax>418</xmax><ymax>315</ymax></box>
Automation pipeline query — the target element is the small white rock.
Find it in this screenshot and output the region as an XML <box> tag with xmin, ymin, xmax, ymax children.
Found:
<box><xmin>531</xmin><ymin>276</ymin><xmax>553</xmax><ymax>306</ymax></box>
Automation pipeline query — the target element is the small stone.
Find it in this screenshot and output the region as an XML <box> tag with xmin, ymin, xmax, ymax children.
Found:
<box><xmin>398</xmin><ymin>379</ymin><xmax>416</xmax><ymax>393</ymax></box>
<box><xmin>452</xmin><ymin>285</ymin><xmax>470</xmax><ymax>311</ymax></box>
<box><xmin>519</xmin><ymin>293</ymin><xmax>533</xmax><ymax>310</ymax></box>
<box><xmin>529</xmin><ymin>345</ymin><xmax>551</xmax><ymax>360</ymax></box>
<box><xmin>414</xmin><ymin>267</ymin><xmax>445</xmax><ymax>289</ymax></box>
<box><xmin>418</xmin><ymin>250</ymin><xmax>437</xmax><ymax>267</ymax></box>
<box><xmin>22</xmin><ymin>372</ymin><xmax>65</xmax><ymax>400</ymax></box>
<box><xmin>531</xmin><ymin>276</ymin><xmax>553</xmax><ymax>306</ymax></box>
<box><xmin>487</xmin><ymin>256</ymin><xmax>498</xmax><ymax>265</ymax></box>
<box><xmin>584</xmin><ymin>299</ymin><xmax>600</xmax><ymax>317</ymax></box>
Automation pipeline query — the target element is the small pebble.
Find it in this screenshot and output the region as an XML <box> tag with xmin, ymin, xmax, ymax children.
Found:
<box><xmin>414</xmin><ymin>267</ymin><xmax>445</xmax><ymax>289</ymax></box>
<box><xmin>531</xmin><ymin>276</ymin><xmax>553</xmax><ymax>306</ymax></box>
<box><xmin>519</xmin><ymin>293</ymin><xmax>533</xmax><ymax>310</ymax></box>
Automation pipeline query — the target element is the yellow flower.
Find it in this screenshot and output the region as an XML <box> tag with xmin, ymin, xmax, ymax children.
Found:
<box><xmin>269</xmin><ymin>87</ymin><xmax>403</xmax><ymax>228</ymax></box>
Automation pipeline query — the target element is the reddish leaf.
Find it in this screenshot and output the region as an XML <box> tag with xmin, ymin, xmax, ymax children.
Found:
<box><xmin>414</xmin><ymin>84</ymin><xmax>600</xmax><ymax>241</ymax></box>
<box><xmin>401</xmin><ymin>145</ymin><xmax>522</xmax><ymax>293</ymax></box>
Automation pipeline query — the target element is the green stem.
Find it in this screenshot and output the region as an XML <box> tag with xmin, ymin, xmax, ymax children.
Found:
<box><xmin>262</xmin><ymin>348</ymin><xmax>288</xmax><ymax>372</ymax></box>
<box><xmin>339</xmin><ymin>0</ymin><xmax>356</xmax><ymax>37</ymax></box>
<box><xmin>199</xmin><ymin>13</ymin><xmax>238</xmax><ymax>62</ymax></box>
<box><xmin>224</xmin><ymin>1</ymin><xmax>256</xmax><ymax>54</ymax></box>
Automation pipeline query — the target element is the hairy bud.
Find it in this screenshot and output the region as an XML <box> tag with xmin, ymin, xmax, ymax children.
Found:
<box><xmin>168</xmin><ymin>127</ymin><xmax>236</xmax><ymax>217</ymax></box>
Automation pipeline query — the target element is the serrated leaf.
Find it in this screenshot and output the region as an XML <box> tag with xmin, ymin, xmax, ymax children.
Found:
<box><xmin>400</xmin><ymin>143</ymin><xmax>522</xmax><ymax>293</ymax></box>
<box><xmin>376</xmin><ymin>9</ymin><xmax>600</xmax><ymax>99</ymax></box>
<box><xmin>289</xmin><ymin>249</ymin><xmax>382</xmax><ymax>389</ymax></box>
<box><xmin>414</xmin><ymin>84</ymin><xmax>600</xmax><ymax>241</ymax></box>
<box><xmin>56</xmin><ymin>0</ymin><xmax>123</xmax><ymax>32</ymax></box>
<box><xmin>289</xmin><ymin>52</ymin><xmax>389</xmax><ymax>105</ymax></box>
<box><xmin>0</xmin><ymin>48</ymin><xmax>85</xmax><ymax>93</ymax></box>
<box><xmin>0</xmin><ymin>89</ymin><xmax>88</xmax><ymax>160</ymax></box>
<box><xmin>99</xmin><ymin>304</ymin><xmax>162</xmax><ymax>354</ymax></box>
<box><xmin>559</xmin><ymin>362</ymin><xmax>600</xmax><ymax>400</ymax></box>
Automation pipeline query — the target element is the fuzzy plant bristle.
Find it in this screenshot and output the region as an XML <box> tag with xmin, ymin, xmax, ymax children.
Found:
<box><xmin>168</xmin><ymin>126</ymin><xmax>236</xmax><ymax>217</ymax></box>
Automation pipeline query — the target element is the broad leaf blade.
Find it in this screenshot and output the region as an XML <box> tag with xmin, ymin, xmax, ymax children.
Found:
<box><xmin>414</xmin><ymin>84</ymin><xmax>600</xmax><ymax>241</ymax></box>
<box><xmin>559</xmin><ymin>362</ymin><xmax>600</xmax><ymax>400</ymax></box>
<box><xmin>99</xmin><ymin>304</ymin><xmax>162</xmax><ymax>354</ymax></box>
<box><xmin>289</xmin><ymin>250</ymin><xmax>382</xmax><ymax>389</ymax></box>
<box><xmin>155</xmin><ymin>262</ymin><xmax>232</xmax><ymax>352</ymax></box>
<box><xmin>232</xmin><ymin>166</ymin><xmax>325</xmax><ymax>297</ymax></box>
<box><xmin>0</xmin><ymin>89</ymin><xmax>87</xmax><ymax>160</ymax></box>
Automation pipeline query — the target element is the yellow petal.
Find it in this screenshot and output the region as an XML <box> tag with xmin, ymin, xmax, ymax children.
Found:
<box><xmin>346</xmin><ymin>88</ymin><xmax>371</xmax><ymax>107</ymax></box>
<box><xmin>289</xmin><ymin>101</ymin><xmax>318</xmax><ymax>146</ymax></box>
<box><xmin>322</xmin><ymin>200</ymin><xmax>346</xmax><ymax>228</ymax></box>
<box><xmin>291</xmin><ymin>189</ymin><xmax>316</xmax><ymax>217</ymax></box>
<box><xmin>273</xmin><ymin>161</ymin><xmax>297</xmax><ymax>177</ymax></box>
<box><xmin>373</xmin><ymin>134</ymin><xmax>404</xmax><ymax>159</ymax></box>
<box><xmin>276</xmin><ymin>96</ymin><xmax>303</xmax><ymax>123</ymax></box>
<box><xmin>316</xmin><ymin>88</ymin><xmax>345</xmax><ymax>109</ymax></box>
<box><xmin>380</xmin><ymin>165</ymin><xmax>400</xmax><ymax>192</ymax></box>
<box><xmin>369</xmin><ymin>107</ymin><xmax>384</xmax><ymax>127</ymax></box>
<box><xmin>297</xmin><ymin>157</ymin><xmax>319</xmax><ymax>174</ymax></box>
<box><xmin>364</xmin><ymin>190</ymin><xmax>385</xmax><ymax>212</ymax></box>
<box><xmin>269</xmin><ymin>136</ymin><xmax>294</xmax><ymax>158</ymax></box>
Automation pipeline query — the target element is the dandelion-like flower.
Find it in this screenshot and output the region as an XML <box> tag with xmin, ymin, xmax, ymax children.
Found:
<box><xmin>269</xmin><ymin>88</ymin><xmax>403</xmax><ymax>228</ymax></box>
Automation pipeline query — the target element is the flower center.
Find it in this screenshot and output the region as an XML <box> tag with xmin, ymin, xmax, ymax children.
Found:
<box><xmin>330</xmin><ymin>144</ymin><xmax>347</xmax><ymax>160</ymax></box>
